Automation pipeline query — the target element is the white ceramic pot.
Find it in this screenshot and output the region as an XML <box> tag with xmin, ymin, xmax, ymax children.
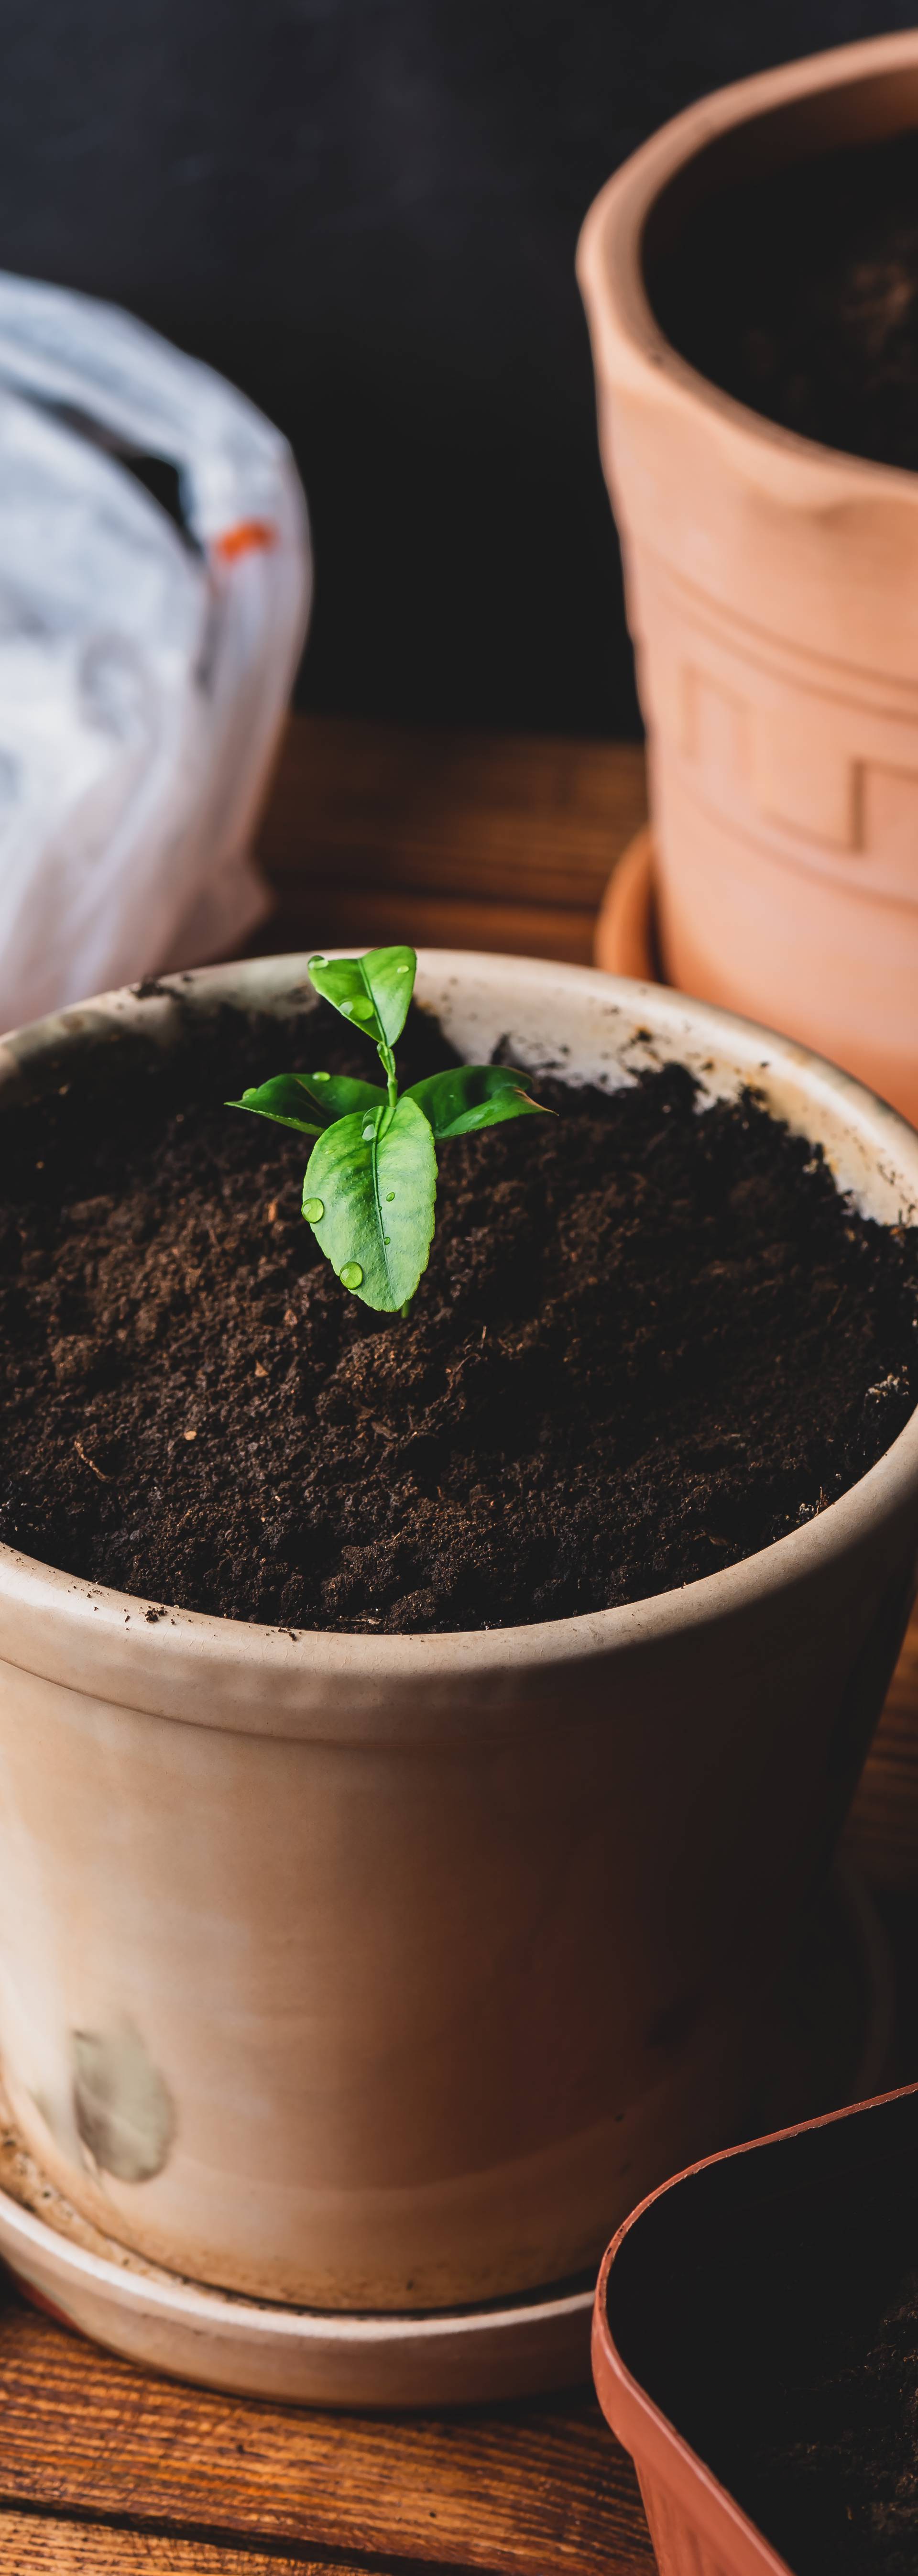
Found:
<box><xmin>577</xmin><ymin>32</ymin><xmax>918</xmax><ymax>1129</ymax></box>
<box><xmin>0</xmin><ymin>951</ymin><xmax>917</xmax><ymax>2311</ymax></box>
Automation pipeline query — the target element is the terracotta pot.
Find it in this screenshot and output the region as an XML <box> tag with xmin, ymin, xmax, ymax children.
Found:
<box><xmin>593</xmin><ymin>2078</ymin><xmax>918</xmax><ymax>2576</ymax></box>
<box><xmin>2</xmin><ymin>953</ymin><xmax>918</xmax><ymax>2313</ymax></box>
<box><xmin>577</xmin><ymin>32</ymin><xmax>918</xmax><ymax>1131</ymax></box>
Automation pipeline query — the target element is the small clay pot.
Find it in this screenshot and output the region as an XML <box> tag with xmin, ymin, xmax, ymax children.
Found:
<box><xmin>578</xmin><ymin>31</ymin><xmax>918</xmax><ymax>1133</ymax></box>
<box><xmin>593</xmin><ymin>2079</ymin><xmax>918</xmax><ymax>2576</ymax></box>
<box><xmin>3</xmin><ymin>954</ymin><xmax>918</xmax><ymax>2314</ymax></box>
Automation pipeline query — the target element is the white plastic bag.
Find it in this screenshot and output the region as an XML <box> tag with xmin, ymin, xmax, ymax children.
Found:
<box><xmin>0</xmin><ymin>272</ymin><xmax>311</xmax><ymax>1029</ymax></box>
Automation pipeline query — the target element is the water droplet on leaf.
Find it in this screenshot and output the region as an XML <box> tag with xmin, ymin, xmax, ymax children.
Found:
<box><xmin>385</xmin><ymin>1191</ymin><xmax>395</xmax><ymax>1202</ymax></box>
<box><xmin>312</xmin><ymin>1070</ymin><xmax>330</xmax><ymax>1083</ymax></box>
<box><xmin>350</xmin><ymin>997</ymin><xmax>375</xmax><ymax>1021</ymax></box>
<box><xmin>383</xmin><ymin>1235</ymin><xmax>391</xmax><ymax>1245</ymax></box>
<box><xmin>303</xmin><ymin>1197</ymin><xmax>324</xmax><ymax>1222</ymax></box>
<box><xmin>340</xmin><ymin>1262</ymin><xmax>364</xmax><ymax>1290</ymax></box>
<box><xmin>361</xmin><ymin>1121</ymin><xmax>377</xmax><ymax>1141</ymax></box>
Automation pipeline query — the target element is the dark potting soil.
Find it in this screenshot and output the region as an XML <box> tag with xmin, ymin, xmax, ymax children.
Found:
<box><xmin>725</xmin><ymin>2239</ymin><xmax>918</xmax><ymax>2575</ymax></box>
<box><xmin>650</xmin><ymin>128</ymin><xmax>918</xmax><ymax>473</ymax></box>
<box><xmin>0</xmin><ymin>995</ymin><xmax>916</xmax><ymax>1633</ymax></box>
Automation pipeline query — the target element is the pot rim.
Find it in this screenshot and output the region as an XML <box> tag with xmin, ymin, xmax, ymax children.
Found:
<box><xmin>591</xmin><ymin>2076</ymin><xmax>918</xmax><ymax>2576</ymax></box>
<box><xmin>1</xmin><ymin>944</ymin><xmax>918</xmax><ymax>1716</ymax></box>
<box><xmin>576</xmin><ymin>27</ymin><xmax>918</xmax><ymax>508</ymax></box>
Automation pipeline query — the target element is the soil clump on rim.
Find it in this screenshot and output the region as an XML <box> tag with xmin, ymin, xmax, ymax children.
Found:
<box><xmin>0</xmin><ymin>996</ymin><xmax>916</xmax><ymax>1633</ymax></box>
<box><xmin>650</xmin><ymin>127</ymin><xmax>918</xmax><ymax>473</ymax></box>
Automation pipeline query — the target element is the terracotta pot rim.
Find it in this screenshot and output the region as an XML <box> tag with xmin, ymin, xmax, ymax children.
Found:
<box><xmin>576</xmin><ymin>28</ymin><xmax>918</xmax><ymax>507</ymax></box>
<box><xmin>592</xmin><ymin>2077</ymin><xmax>918</xmax><ymax>2576</ymax></box>
<box><xmin>3</xmin><ymin>944</ymin><xmax>918</xmax><ymax>1729</ymax></box>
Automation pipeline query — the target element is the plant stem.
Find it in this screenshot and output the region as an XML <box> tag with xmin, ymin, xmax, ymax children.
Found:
<box><xmin>378</xmin><ymin>1038</ymin><xmax>398</xmax><ymax>1113</ymax></box>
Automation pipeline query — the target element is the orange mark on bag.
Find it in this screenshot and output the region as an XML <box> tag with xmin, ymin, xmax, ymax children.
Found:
<box><xmin>212</xmin><ymin>519</ymin><xmax>278</xmax><ymax>564</ymax></box>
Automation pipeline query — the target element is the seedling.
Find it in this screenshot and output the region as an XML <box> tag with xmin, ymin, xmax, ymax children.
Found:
<box><xmin>228</xmin><ymin>945</ymin><xmax>551</xmax><ymax>1314</ymax></box>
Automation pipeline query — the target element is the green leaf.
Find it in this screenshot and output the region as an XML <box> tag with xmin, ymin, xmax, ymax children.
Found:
<box><xmin>227</xmin><ymin>1075</ymin><xmax>321</xmax><ymax>1136</ymax></box>
<box><xmin>227</xmin><ymin>1072</ymin><xmax>385</xmax><ymax>1135</ymax></box>
<box><xmin>307</xmin><ymin>946</ymin><xmax>416</xmax><ymax>1050</ymax></box>
<box><xmin>405</xmin><ymin>1063</ymin><xmax>552</xmax><ymax>1139</ymax></box>
<box><xmin>302</xmin><ymin>1095</ymin><xmax>437</xmax><ymax>1313</ymax></box>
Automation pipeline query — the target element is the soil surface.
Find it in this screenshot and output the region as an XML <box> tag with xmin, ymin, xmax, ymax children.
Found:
<box><xmin>0</xmin><ymin>996</ymin><xmax>916</xmax><ymax>1633</ymax></box>
<box><xmin>651</xmin><ymin>129</ymin><xmax>918</xmax><ymax>472</ymax></box>
<box><xmin>734</xmin><ymin>2239</ymin><xmax>918</xmax><ymax>2574</ymax></box>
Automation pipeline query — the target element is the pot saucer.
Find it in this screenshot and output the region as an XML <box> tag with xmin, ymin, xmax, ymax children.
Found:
<box><xmin>594</xmin><ymin>822</ymin><xmax>658</xmax><ymax>982</ymax></box>
<box><xmin>0</xmin><ymin>1865</ymin><xmax>892</xmax><ymax>2409</ymax></box>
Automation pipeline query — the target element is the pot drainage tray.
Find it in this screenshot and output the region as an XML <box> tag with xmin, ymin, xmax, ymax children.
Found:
<box><xmin>0</xmin><ymin>1866</ymin><xmax>891</xmax><ymax>2408</ymax></box>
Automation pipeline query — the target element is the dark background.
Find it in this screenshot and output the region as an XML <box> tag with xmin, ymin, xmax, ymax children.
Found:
<box><xmin>1</xmin><ymin>1</ymin><xmax>911</xmax><ymax>737</ymax></box>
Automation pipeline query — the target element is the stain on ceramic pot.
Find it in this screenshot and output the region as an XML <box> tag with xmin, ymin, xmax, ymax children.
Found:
<box><xmin>71</xmin><ymin>2023</ymin><xmax>175</xmax><ymax>2182</ymax></box>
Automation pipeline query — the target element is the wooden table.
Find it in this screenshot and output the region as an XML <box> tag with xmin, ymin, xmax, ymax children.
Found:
<box><xmin>248</xmin><ymin>713</ymin><xmax>647</xmax><ymax>968</ymax></box>
<box><xmin>1</xmin><ymin>713</ymin><xmax>915</xmax><ymax>2576</ymax></box>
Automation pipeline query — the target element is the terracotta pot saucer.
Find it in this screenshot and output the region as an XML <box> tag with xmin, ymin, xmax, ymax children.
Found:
<box><xmin>594</xmin><ymin>825</ymin><xmax>660</xmax><ymax>982</ymax></box>
<box><xmin>0</xmin><ymin>1866</ymin><xmax>891</xmax><ymax>2407</ymax></box>
<box><xmin>594</xmin><ymin>2057</ymin><xmax>918</xmax><ymax>2575</ymax></box>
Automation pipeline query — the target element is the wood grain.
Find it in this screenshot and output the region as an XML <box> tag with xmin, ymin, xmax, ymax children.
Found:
<box><xmin>0</xmin><ymin>2295</ymin><xmax>653</xmax><ymax>2576</ymax></box>
<box><xmin>0</xmin><ymin>2519</ymin><xmax>375</xmax><ymax>2575</ymax></box>
<box><xmin>253</xmin><ymin>715</ymin><xmax>647</xmax><ymax>966</ymax></box>
<box><xmin>845</xmin><ymin>1606</ymin><xmax>918</xmax><ymax>1891</ymax></box>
